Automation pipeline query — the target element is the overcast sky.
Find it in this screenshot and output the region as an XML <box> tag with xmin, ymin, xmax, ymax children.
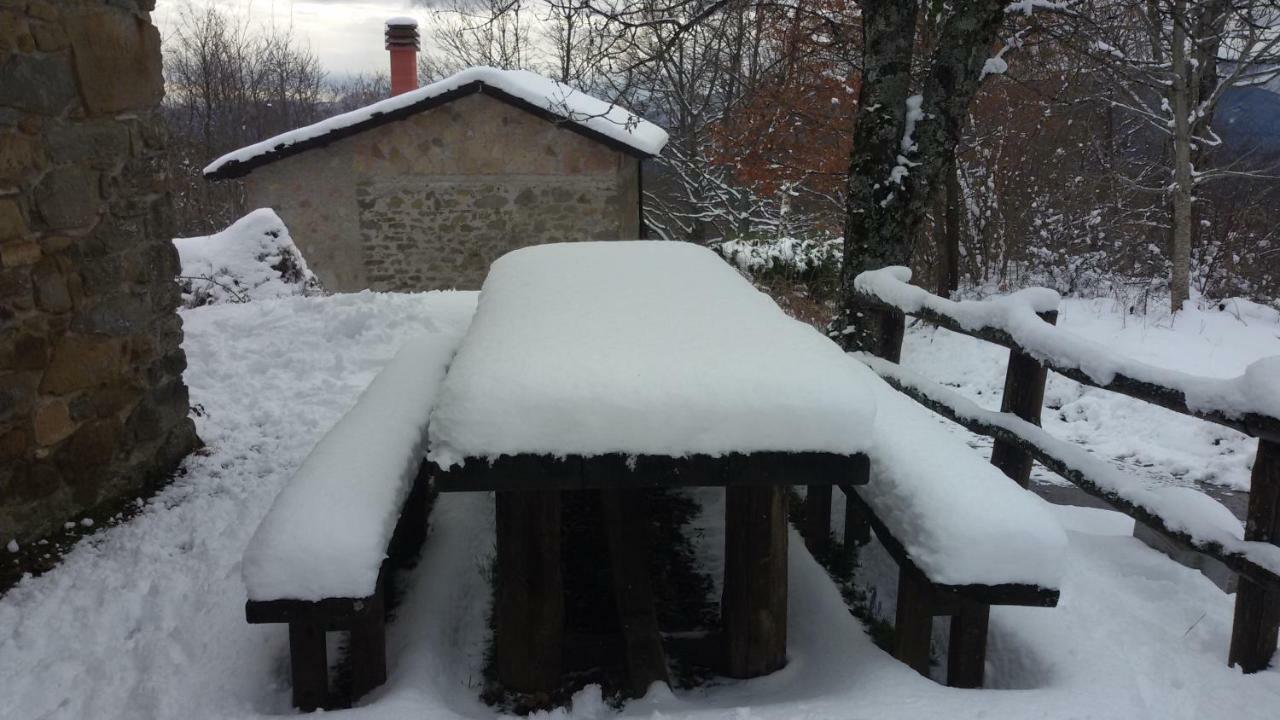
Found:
<box><xmin>153</xmin><ymin>0</ymin><xmax>430</xmax><ymax>80</ymax></box>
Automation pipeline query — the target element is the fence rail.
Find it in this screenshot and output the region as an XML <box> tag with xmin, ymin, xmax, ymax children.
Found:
<box><xmin>843</xmin><ymin>267</ymin><xmax>1280</xmax><ymax>673</ymax></box>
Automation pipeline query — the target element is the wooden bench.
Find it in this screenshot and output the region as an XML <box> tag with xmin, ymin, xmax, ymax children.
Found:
<box><xmin>812</xmin><ymin>360</ymin><xmax>1064</xmax><ymax>688</ymax></box>
<box><xmin>241</xmin><ymin>335</ymin><xmax>463</xmax><ymax>711</ymax></box>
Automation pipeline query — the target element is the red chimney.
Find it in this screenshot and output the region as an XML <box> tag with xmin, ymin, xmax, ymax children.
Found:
<box><xmin>385</xmin><ymin>18</ymin><xmax>419</xmax><ymax>96</ymax></box>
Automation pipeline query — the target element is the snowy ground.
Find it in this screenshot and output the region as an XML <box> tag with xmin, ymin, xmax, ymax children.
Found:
<box><xmin>2</xmin><ymin>291</ymin><xmax>1279</xmax><ymax>720</ymax></box>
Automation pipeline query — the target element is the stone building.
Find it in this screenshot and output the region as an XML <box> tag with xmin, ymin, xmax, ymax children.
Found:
<box><xmin>203</xmin><ymin>24</ymin><xmax>667</xmax><ymax>292</ymax></box>
<box><xmin>1</xmin><ymin>0</ymin><xmax>198</xmax><ymax>561</ymax></box>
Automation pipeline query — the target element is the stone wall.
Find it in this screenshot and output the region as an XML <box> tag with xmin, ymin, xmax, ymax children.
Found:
<box><xmin>1</xmin><ymin>0</ymin><xmax>199</xmax><ymax>549</ymax></box>
<box><xmin>243</xmin><ymin>92</ymin><xmax>642</xmax><ymax>292</ymax></box>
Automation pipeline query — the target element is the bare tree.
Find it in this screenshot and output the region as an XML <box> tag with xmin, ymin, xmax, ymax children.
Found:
<box><xmin>1059</xmin><ymin>0</ymin><xmax>1280</xmax><ymax>310</ymax></box>
<box><xmin>163</xmin><ymin>6</ymin><xmax>327</xmax><ymax>235</ymax></box>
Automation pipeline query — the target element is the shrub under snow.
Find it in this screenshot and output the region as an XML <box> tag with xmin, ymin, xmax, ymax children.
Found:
<box><xmin>173</xmin><ymin>208</ymin><xmax>321</xmax><ymax>307</ymax></box>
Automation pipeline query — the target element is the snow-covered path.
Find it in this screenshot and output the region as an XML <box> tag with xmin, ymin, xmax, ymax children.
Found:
<box><xmin>1</xmin><ymin>292</ymin><xmax>1278</xmax><ymax>720</ymax></box>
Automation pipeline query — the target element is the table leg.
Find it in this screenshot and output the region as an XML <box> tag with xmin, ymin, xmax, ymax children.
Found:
<box><xmin>495</xmin><ymin>490</ymin><xmax>563</xmax><ymax>692</ymax></box>
<box><xmin>722</xmin><ymin>484</ymin><xmax>788</xmax><ymax>678</ymax></box>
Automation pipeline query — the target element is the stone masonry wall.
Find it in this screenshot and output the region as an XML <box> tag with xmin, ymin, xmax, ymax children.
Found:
<box><xmin>359</xmin><ymin>176</ymin><xmax>629</xmax><ymax>291</ymax></box>
<box><xmin>1</xmin><ymin>0</ymin><xmax>199</xmax><ymax>550</ymax></box>
<box><xmin>244</xmin><ymin>92</ymin><xmax>642</xmax><ymax>292</ymax></box>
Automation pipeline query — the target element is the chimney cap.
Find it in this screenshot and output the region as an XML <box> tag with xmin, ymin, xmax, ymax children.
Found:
<box><xmin>385</xmin><ymin>16</ymin><xmax>418</xmax><ymax>28</ymax></box>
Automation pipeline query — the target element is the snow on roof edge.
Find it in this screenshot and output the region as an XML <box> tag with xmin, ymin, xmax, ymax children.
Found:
<box><xmin>204</xmin><ymin>67</ymin><xmax>668</xmax><ymax>178</ymax></box>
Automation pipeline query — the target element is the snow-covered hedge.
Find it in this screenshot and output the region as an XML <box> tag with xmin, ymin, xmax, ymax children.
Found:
<box><xmin>173</xmin><ymin>209</ymin><xmax>321</xmax><ymax>307</ymax></box>
<box><xmin>713</xmin><ymin>236</ymin><xmax>842</xmax><ymax>282</ymax></box>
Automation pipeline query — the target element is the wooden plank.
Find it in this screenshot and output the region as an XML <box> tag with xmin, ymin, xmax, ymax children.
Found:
<box><xmin>842</xmin><ymin>459</ymin><xmax>872</xmax><ymax>547</ymax></box>
<box><xmin>855</xmin><ymin>292</ymin><xmax>1280</xmax><ymax>442</ymax></box>
<box><xmin>387</xmin><ymin>461</ymin><xmax>434</xmax><ymax>566</ymax></box>
<box><xmin>288</xmin><ymin>621</ymin><xmax>329</xmax><ymax>711</ymax></box>
<box><xmin>947</xmin><ymin>600</ymin><xmax>990</xmax><ymax>688</ymax></box>
<box><xmin>989</xmin><ymin>311</ymin><xmax>1057</xmax><ymax>487</ymax></box>
<box><xmin>866</xmin><ymin>371</ymin><xmax>1280</xmax><ymax>591</ymax></box>
<box><xmin>893</xmin><ymin>566</ymin><xmax>934</xmax><ymax>676</ymax></box>
<box><xmin>246</xmin><ymin>592</ymin><xmax>379</xmax><ymax>626</ymax></box>
<box><xmin>599</xmin><ymin>488</ymin><xmax>671</xmax><ymax>696</ymax></box>
<box><xmin>348</xmin><ymin>583</ymin><xmax>388</xmax><ymax>700</ymax></box>
<box><xmin>803</xmin><ymin>485</ymin><xmax>833</xmax><ymax>556</ymax></box>
<box><xmin>495</xmin><ymin>490</ymin><xmax>564</xmax><ymax>692</ymax></box>
<box><xmin>839</xmin><ymin>484</ymin><xmax>1060</xmax><ymax>607</ymax></box>
<box><xmin>1230</xmin><ymin>440</ymin><xmax>1280</xmax><ymax>672</ymax></box>
<box><xmin>722</xmin><ymin>483</ymin><xmax>788</xmax><ymax>678</ymax></box>
<box><xmin>433</xmin><ymin>452</ymin><xmax>870</xmax><ymax>492</ymax></box>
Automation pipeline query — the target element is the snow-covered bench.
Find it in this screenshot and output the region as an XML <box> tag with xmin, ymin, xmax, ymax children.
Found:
<box><xmin>839</xmin><ymin>360</ymin><xmax>1066</xmax><ymax>687</ymax></box>
<box><xmin>241</xmin><ymin>335</ymin><xmax>461</xmax><ymax>711</ymax></box>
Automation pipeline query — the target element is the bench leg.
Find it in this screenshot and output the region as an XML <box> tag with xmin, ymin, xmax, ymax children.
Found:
<box><xmin>722</xmin><ymin>485</ymin><xmax>788</xmax><ymax>678</ymax></box>
<box><xmin>495</xmin><ymin>490</ymin><xmax>563</xmax><ymax>693</ymax></box>
<box><xmin>947</xmin><ymin>601</ymin><xmax>990</xmax><ymax>688</ymax></box>
<box><xmin>288</xmin><ymin>621</ymin><xmax>329</xmax><ymax>711</ymax></box>
<box><xmin>803</xmin><ymin>485</ymin><xmax>832</xmax><ymax>557</ymax></box>
<box><xmin>893</xmin><ymin>568</ymin><xmax>933</xmax><ymax>677</ymax></box>
<box><xmin>349</xmin><ymin>587</ymin><xmax>388</xmax><ymax>700</ymax></box>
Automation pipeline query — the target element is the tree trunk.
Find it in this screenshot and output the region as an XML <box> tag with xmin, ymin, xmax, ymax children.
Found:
<box><xmin>1168</xmin><ymin>0</ymin><xmax>1193</xmax><ymax>313</ymax></box>
<box><xmin>839</xmin><ymin>0</ymin><xmax>921</xmax><ymax>351</ymax></box>
<box><xmin>839</xmin><ymin>0</ymin><xmax>1007</xmax><ymax>348</ymax></box>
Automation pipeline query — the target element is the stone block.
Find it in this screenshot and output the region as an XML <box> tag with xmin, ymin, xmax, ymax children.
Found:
<box><xmin>71</xmin><ymin>292</ymin><xmax>154</xmax><ymax>336</ymax></box>
<box><xmin>0</xmin><ymin>426</ymin><xmax>28</xmax><ymax>462</ymax></box>
<box><xmin>35</xmin><ymin>166</ymin><xmax>100</xmax><ymax>229</ymax></box>
<box><xmin>64</xmin><ymin>8</ymin><xmax>163</xmax><ymax>116</ymax></box>
<box><xmin>1</xmin><ymin>239</ymin><xmax>40</xmax><ymax>267</ymax></box>
<box><xmin>0</xmin><ymin>51</ymin><xmax>77</xmax><ymax>116</ymax></box>
<box><xmin>40</xmin><ymin>335</ymin><xmax>124</xmax><ymax>394</ymax></box>
<box><xmin>0</xmin><ymin>371</ymin><xmax>38</xmax><ymax>420</ymax></box>
<box><xmin>8</xmin><ymin>460</ymin><xmax>62</xmax><ymax>503</ymax></box>
<box><xmin>31</xmin><ymin>257</ymin><xmax>72</xmax><ymax>312</ymax></box>
<box><xmin>0</xmin><ymin>129</ymin><xmax>44</xmax><ymax>184</ymax></box>
<box><xmin>46</xmin><ymin>121</ymin><xmax>130</xmax><ymax>169</ymax></box>
<box><xmin>10</xmin><ymin>332</ymin><xmax>49</xmax><ymax>370</ymax></box>
<box><xmin>25</xmin><ymin>1</ymin><xmax>58</xmax><ymax>22</ymax></box>
<box><xmin>32</xmin><ymin>398</ymin><xmax>75</xmax><ymax>446</ymax></box>
<box><xmin>0</xmin><ymin>198</ymin><xmax>27</xmax><ymax>241</ymax></box>
<box><xmin>29</xmin><ymin>20</ymin><xmax>67</xmax><ymax>51</ymax></box>
<box><xmin>0</xmin><ymin>10</ymin><xmax>27</xmax><ymax>54</ymax></box>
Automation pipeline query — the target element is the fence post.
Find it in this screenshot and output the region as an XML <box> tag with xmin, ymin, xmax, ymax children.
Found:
<box><xmin>989</xmin><ymin>310</ymin><xmax>1057</xmax><ymax>487</ymax></box>
<box><xmin>1229</xmin><ymin>439</ymin><xmax>1280</xmax><ymax>672</ymax></box>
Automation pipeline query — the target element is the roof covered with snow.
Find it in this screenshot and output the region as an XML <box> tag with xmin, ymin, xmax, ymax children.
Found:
<box><xmin>204</xmin><ymin>67</ymin><xmax>668</xmax><ymax>179</ymax></box>
<box><xmin>427</xmin><ymin>241</ymin><xmax>876</xmax><ymax>468</ymax></box>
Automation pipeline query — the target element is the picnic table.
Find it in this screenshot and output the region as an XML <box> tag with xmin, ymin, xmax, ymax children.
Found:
<box><xmin>425</xmin><ymin>241</ymin><xmax>875</xmax><ymax>692</ymax></box>
<box><xmin>241</xmin><ymin>240</ymin><xmax>1065</xmax><ymax>711</ymax></box>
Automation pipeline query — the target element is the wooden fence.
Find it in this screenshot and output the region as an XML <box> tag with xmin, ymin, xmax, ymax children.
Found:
<box><xmin>806</xmin><ymin>283</ymin><xmax>1280</xmax><ymax>673</ymax></box>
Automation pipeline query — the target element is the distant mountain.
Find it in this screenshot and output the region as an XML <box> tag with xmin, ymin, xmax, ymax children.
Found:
<box><xmin>1214</xmin><ymin>87</ymin><xmax>1280</xmax><ymax>160</ymax></box>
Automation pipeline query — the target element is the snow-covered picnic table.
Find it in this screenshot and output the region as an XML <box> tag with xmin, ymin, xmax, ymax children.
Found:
<box><xmin>425</xmin><ymin>241</ymin><xmax>876</xmax><ymax>690</ymax></box>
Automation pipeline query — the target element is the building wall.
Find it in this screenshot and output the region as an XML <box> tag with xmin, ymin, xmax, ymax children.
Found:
<box><xmin>243</xmin><ymin>92</ymin><xmax>642</xmax><ymax>292</ymax></box>
<box><xmin>0</xmin><ymin>0</ymin><xmax>199</xmax><ymax>552</ymax></box>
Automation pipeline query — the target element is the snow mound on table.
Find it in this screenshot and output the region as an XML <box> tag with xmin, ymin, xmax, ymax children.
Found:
<box><xmin>204</xmin><ymin>66</ymin><xmax>667</xmax><ymax>177</ymax></box>
<box><xmin>243</xmin><ymin>332</ymin><xmax>463</xmax><ymax>602</ymax></box>
<box><xmin>173</xmin><ymin>208</ymin><xmax>320</xmax><ymax>307</ymax></box>
<box><xmin>428</xmin><ymin>241</ymin><xmax>876</xmax><ymax>467</ymax></box>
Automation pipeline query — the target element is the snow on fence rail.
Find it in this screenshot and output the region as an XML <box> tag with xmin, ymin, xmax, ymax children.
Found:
<box><xmin>850</xmin><ymin>266</ymin><xmax>1280</xmax><ymax>674</ymax></box>
<box><xmin>854</xmin><ymin>267</ymin><xmax>1280</xmax><ymax>441</ymax></box>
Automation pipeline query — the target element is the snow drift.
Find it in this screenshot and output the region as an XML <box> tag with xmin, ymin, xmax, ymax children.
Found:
<box><xmin>173</xmin><ymin>209</ymin><xmax>321</xmax><ymax>307</ymax></box>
